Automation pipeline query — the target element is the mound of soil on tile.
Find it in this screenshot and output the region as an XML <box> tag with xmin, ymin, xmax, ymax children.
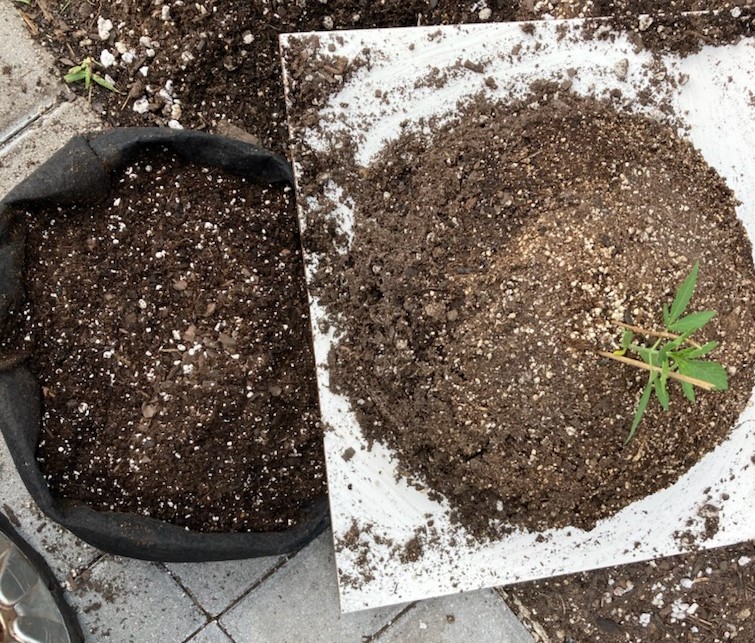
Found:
<box><xmin>311</xmin><ymin>92</ymin><xmax>755</xmax><ymax>537</ymax></box>
<box><xmin>4</xmin><ymin>156</ymin><xmax>324</xmax><ymax>533</ymax></box>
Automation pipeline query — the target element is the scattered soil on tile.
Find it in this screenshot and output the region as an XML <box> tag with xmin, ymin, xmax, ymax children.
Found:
<box><xmin>20</xmin><ymin>2</ymin><xmax>750</xmax><ymax>155</ymax></box>
<box><xmin>506</xmin><ymin>541</ymin><xmax>755</xmax><ymax>643</ymax></box>
<box><xmin>305</xmin><ymin>91</ymin><xmax>755</xmax><ymax>537</ymax></box>
<box><xmin>584</xmin><ymin>7</ymin><xmax>754</xmax><ymax>56</ymax></box>
<box><xmin>4</xmin><ymin>155</ymin><xmax>324</xmax><ymax>532</ymax></box>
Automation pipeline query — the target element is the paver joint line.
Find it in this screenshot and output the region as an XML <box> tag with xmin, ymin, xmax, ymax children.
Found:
<box><xmin>159</xmin><ymin>562</ymin><xmax>215</xmax><ymax>620</ymax></box>
<box><xmin>0</xmin><ymin>99</ymin><xmax>57</xmax><ymax>149</ymax></box>
<box><xmin>364</xmin><ymin>603</ymin><xmax>417</xmax><ymax>642</ymax></box>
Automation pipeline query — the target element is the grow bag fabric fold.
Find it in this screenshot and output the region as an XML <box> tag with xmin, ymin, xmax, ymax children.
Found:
<box><xmin>0</xmin><ymin>128</ymin><xmax>328</xmax><ymax>562</ymax></box>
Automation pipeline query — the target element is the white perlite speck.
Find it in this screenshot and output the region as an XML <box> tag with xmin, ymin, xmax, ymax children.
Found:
<box><xmin>133</xmin><ymin>97</ymin><xmax>150</xmax><ymax>114</ymax></box>
<box><xmin>671</xmin><ymin>599</ymin><xmax>690</xmax><ymax>621</ymax></box>
<box><xmin>100</xmin><ymin>49</ymin><xmax>116</xmax><ymax>68</ymax></box>
<box><xmin>639</xmin><ymin>613</ymin><xmax>651</xmax><ymax>627</ymax></box>
<box><xmin>97</xmin><ymin>17</ymin><xmax>113</xmax><ymax>41</ymax></box>
<box><xmin>479</xmin><ymin>7</ymin><xmax>492</xmax><ymax>21</ymax></box>
<box><xmin>738</xmin><ymin>556</ymin><xmax>751</xmax><ymax>566</ymax></box>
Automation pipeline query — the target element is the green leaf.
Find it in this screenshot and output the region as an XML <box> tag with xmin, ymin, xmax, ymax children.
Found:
<box><xmin>655</xmin><ymin>369</ymin><xmax>670</xmax><ymax>411</ymax></box>
<box><xmin>620</xmin><ymin>329</ymin><xmax>634</xmax><ymax>349</ymax></box>
<box><xmin>665</xmin><ymin>331</ymin><xmax>694</xmax><ymax>351</ymax></box>
<box><xmin>64</xmin><ymin>69</ymin><xmax>87</xmax><ymax>84</ymax></box>
<box><xmin>678</xmin><ymin>359</ymin><xmax>729</xmax><ymax>391</ymax></box>
<box><xmin>687</xmin><ymin>341</ymin><xmax>719</xmax><ymax>359</ymax></box>
<box><xmin>657</xmin><ymin>341</ymin><xmax>671</xmax><ymax>365</ymax></box>
<box><xmin>93</xmin><ymin>74</ymin><xmax>121</xmax><ymax>93</ymax></box>
<box><xmin>662</xmin><ymin>303</ymin><xmax>671</xmax><ymax>327</ymax></box>
<box><xmin>627</xmin><ymin>374</ymin><xmax>656</xmax><ymax>443</ymax></box>
<box><xmin>681</xmin><ymin>380</ymin><xmax>696</xmax><ymax>403</ymax></box>
<box><xmin>661</xmin><ymin>357</ymin><xmax>670</xmax><ymax>382</ymax></box>
<box><xmin>668</xmin><ymin>310</ymin><xmax>716</xmax><ymax>334</ymax></box>
<box><xmin>671</xmin><ymin>341</ymin><xmax>718</xmax><ymax>361</ymax></box>
<box><xmin>668</xmin><ymin>263</ymin><xmax>699</xmax><ymax>325</ymax></box>
<box><xmin>632</xmin><ymin>344</ymin><xmax>657</xmax><ymax>365</ymax></box>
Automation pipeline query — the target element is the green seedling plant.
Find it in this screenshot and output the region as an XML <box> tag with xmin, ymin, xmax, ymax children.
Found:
<box><xmin>63</xmin><ymin>57</ymin><xmax>121</xmax><ymax>101</ymax></box>
<box><xmin>599</xmin><ymin>263</ymin><xmax>728</xmax><ymax>443</ymax></box>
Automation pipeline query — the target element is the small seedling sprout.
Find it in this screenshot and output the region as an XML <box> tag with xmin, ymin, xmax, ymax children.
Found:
<box><xmin>599</xmin><ymin>263</ymin><xmax>728</xmax><ymax>443</ymax></box>
<box><xmin>63</xmin><ymin>57</ymin><xmax>122</xmax><ymax>101</ymax></box>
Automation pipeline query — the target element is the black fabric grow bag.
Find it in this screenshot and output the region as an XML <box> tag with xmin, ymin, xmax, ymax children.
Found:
<box><xmin>0</xmin><ymin>128</ymin><xmax>329</xmax><ymax>562</ymax></box>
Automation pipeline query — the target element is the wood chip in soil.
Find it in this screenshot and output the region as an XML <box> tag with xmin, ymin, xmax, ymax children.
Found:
<box><xmin>2</xmin><ymin>155</ymin><xmax>324</xmax><ymax>533</ymax></box>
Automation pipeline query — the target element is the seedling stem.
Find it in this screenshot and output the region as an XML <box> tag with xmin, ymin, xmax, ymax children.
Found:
<box><xmin>63</xmin><ymin>57</ymin><xmax>122</xmax><ymax>102</ymax></box>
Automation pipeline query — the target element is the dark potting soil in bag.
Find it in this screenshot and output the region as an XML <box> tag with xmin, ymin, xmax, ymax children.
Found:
<box><xmin>0</xmin><ymin>129</ymin><xmax>328</xmax><ymax>561</ymax></box>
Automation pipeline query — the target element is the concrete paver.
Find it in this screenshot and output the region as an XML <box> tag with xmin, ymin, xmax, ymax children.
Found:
<box><xmin>374</xmin><ymin>589</ymin><xmax>534</xmax><ymax>643</ymax></box>
<box><xmin>0</xmin><ymin>435</ymin><xmax>100</xmax><ymax>581</ymax></box>
<box><xmin>219</xmin><ymin>532</ymin><xmax>404</xmax><ymax>643</ymax></box>
<box><xmin>66</xmin><ymin>555</ymin><xmax>207</xmax><ymax>643</ymax></box>
<box><xmin>0</xmin><ymin>2</ymin><xmax>60</xmax><ymax>141</ymax></box>
<box><xmin>0</xmin><ymin>99</ymin><xmax>100</xmax><ymax>197</ymax></box>
<box><xmin>167</xmin><ymin>555</ymin><xmax>285</xmax><ymax>617</ymax></box>
<box><xmin>185</xmin><ymin>621</ymin><xmax>235</xmax><ymax>643</ymax></box>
